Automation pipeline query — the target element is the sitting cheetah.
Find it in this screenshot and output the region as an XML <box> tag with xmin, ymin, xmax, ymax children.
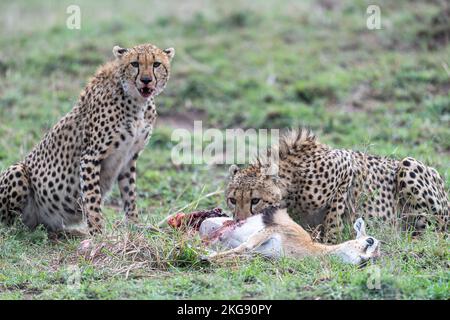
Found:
<box><xmin>0</xmin><ymin>43</ymin><xmax>175</xmax><ymax>235</ymax></box>
<box><xmin>226</xmin><ymin>129</ymin><xmax>448</xmax><ymax>243</ymax></box>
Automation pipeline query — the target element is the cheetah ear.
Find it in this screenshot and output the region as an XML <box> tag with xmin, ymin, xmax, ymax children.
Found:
<box><xmin>113</xmin><ymin>45</ymin><xmax>128</xmax><ymax>59</ymax></box>
<box><xmin>271</xmin><ymin>174</ymin><xmax>280</xmax><ymax>184</ymax></box>
<box><xmin>229</xmin><ymin>165</ymin><xmax>240</xmax><ymax>178</ymax></box>
<box><xmin>260</xmin><ymin>166</ymin><xmax>280</xmax><ymax>184</ymax></box>
<box><xmin>261</xmin><ymin>163</ymin><xmax>279</xmax><ymax>178</ymax></box>
<box><xmin>354</xmin><ymin>218</ymin><xmax>367</xmax><ymax>239</ymax></box>
<box><xmin>264</xmin><ymin>172</ymin><xmax>280</xmax><ymax>184</ymax></box>
<box><xmin>163</xmin><ymin>47</ymin><xmax>175</xmax><ymax>61</ymax></box>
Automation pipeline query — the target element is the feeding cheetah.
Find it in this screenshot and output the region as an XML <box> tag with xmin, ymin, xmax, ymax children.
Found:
<box><xmin>226</xmin><ymin>129</ymin><xmax>448</xmax><ymax>243</ymax></box>
<box><xmin>0</xmin><ymin>43</ymin><xmax>175</xmax><ymax>235</ymax></box>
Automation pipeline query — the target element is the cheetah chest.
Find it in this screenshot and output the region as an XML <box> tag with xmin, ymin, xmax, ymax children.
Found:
<box><xmin>99</xmin><ymin>118</ymin><xmax>153</xmax><ymax>194</ymax></box>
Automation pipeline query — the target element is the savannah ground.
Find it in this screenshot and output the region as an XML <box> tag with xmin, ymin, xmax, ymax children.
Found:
<box><xmin>0</xmin><ymin>0</ymin><xmax>449</xmax><ymax>299</ymax></box>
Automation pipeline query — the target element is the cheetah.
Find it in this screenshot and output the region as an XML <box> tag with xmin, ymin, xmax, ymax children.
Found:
<box><xmin>225</xmin><ymin>129</ymin><xmax>448</xmax><ymax>243</ymax></box>
<box><xmin>0</xmin><ymin>43</ymin><xmax>175</xmax><ymax>235</ymax></box>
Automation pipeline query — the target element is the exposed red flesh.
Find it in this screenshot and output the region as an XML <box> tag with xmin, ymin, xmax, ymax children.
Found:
<box><xmin>167</xmin><ymin>207</ymin><xmax>227</xmax><ymax>231</ymax></box>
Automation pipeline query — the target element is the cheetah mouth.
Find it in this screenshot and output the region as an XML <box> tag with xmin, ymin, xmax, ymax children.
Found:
<box><xmin>138</xmin><ymin>87</ymin><xmax>153</xmax><ymax>98</ymax></box>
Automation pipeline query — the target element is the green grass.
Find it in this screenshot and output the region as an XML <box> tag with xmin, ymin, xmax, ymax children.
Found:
<box><xmin>0</xmin><ymin>0</ymin><xmax>449</xmax><ymax>299</ymax></box>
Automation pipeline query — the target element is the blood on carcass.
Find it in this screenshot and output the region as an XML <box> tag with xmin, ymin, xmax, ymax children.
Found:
<box><xmin>201</xmin><ymin>219</ymin><xmax>244</xmax><ymax>245</ymax></box>
<box><xmin>167</xmin><ymin>207</ymin><xmax>228</xmax><ymax>231</ymax></box>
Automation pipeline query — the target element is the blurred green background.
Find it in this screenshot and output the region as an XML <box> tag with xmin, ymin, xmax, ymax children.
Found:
<box><xmin>0</xmin><ymin>0</ymin><xmax>449</xmax><ymax>299</ymax></box>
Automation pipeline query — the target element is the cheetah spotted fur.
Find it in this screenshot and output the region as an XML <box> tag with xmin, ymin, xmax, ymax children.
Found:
<box><xmin>0</xmin><ymin>43</ymin><xmax>175</xmax><ymax>235</ymax></box>
<box><xmin>226</xmin><ymin>129</ymin><xmax>448</xmax><ymax>243</ymax></box>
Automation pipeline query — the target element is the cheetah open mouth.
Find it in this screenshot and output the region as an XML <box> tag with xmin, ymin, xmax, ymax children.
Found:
<box><xmin>139</xmin><ymin>87</ymin><xmax>153</xmax><ymax>98</ymax></box>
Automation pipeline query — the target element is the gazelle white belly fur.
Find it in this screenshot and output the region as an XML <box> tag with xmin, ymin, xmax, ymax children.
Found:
<box><xmin>199</xmin><ymin>216</ymin><xmax>282</xmax><ymax>258</ymax></box>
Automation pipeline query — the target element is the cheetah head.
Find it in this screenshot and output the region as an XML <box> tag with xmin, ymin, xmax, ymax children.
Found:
<box><xmin>225</xmin><ymin>164</ymin><xmax>283</xmax><ymax>221</ymax></box>
<box><xmin>112</xmin><ymin>43</ymin><xmax>175</xmax><ymax>100</ymax></box>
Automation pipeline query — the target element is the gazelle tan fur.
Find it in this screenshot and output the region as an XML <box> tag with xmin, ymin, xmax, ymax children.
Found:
<box><xmin>201</xmin><ymin>207</ymin><xmax>380</xmax><ymax>265</ymax></box>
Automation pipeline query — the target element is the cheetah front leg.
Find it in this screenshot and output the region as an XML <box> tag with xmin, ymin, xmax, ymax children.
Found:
<box><xmin>80</xmin><ymin>150</ymin><xmax>105</xmax><ymax>235</ymax></box>
<box><xmin>0</xmin><ymin>163</ymin><xmax>31</xmax><ymax>226</ymax></box>
<box><xmin>118</xmin><ymin>154</ymin><xmax>139</xmax><ymax>224</ymax></box>
<box><xmin>322</xmin><ymin>194</ymin><xmax>348</xmax><ymax>244</ymax></box>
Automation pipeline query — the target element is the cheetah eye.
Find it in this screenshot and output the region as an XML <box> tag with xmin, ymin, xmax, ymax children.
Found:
<box><xmin>131</xmin><ymin>61</ymin><xmax>139</xmax><ymax>68</ymax></box>
<box><xmin>229</xmin><ymin>197</ymin><xmax>236</xmax><ymax>205</ymax></box>
<box><xmin>153</xmin><ymin>62</ymin><xmax>161</xmax><ymax>68</ymax></box>
<box><xmin>251</xmin><ymin>198</ymin><xmax>260</xmax><ymax>205</ymax></box>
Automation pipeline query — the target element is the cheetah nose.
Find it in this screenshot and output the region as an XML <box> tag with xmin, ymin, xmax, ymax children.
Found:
<box><xmin>140</xmin><ymin>76</ymin><xmax>152</xmax><ymax>85</ymax></box>
<box><xmin>366</xmin><ymin>237</ymin><xmax>375</xmax><ymax>246</ymax></box>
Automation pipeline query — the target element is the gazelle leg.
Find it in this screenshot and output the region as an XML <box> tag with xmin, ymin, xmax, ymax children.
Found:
<box><xmin>207</xmin><ymin>227</ymin><xmax>276</xmax><ymax>260</ymax></box>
